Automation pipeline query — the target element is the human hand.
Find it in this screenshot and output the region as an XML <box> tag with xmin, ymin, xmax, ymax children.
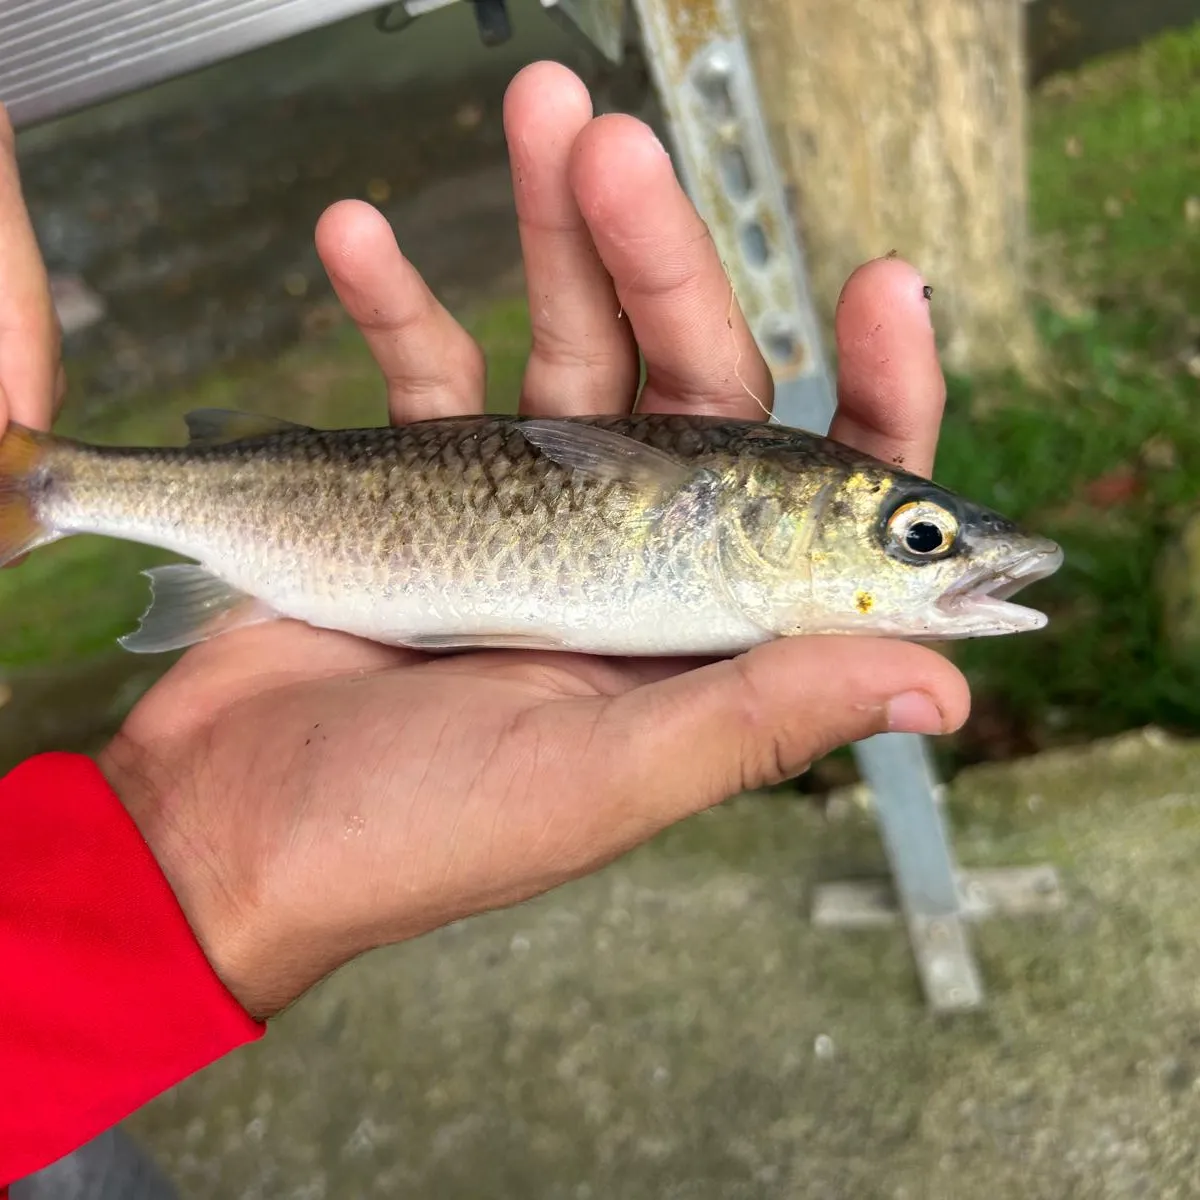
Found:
<box><xmin>96</xmin><ymin>63</ymin><xmax>969</xmax><ymax>1019</ymax></box>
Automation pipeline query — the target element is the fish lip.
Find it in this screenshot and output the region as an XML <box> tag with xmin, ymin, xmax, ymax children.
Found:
<box><xmin>936</xmin><ymin>539</ymin><xmax>1064</xmax><ymax>633</ymax></box>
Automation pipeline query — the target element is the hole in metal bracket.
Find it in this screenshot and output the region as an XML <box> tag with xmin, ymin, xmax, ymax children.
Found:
<box><xmin>739</xmin><ymin>220</ymin><xmax>770</xmax><ymax>267</ymax></box>
<box><xmin>759</xmin><ymin>316</ymin><xmax>803</xmax><ymax>368</ymax></box>
<box><xmin>694</xmin><ymin>59</ymin><xmax>736</xmax><ymax>122</ymax></box>
<box><xmin>719</xmin><ymin>144</ymin><xmax>754</xmax><ymax>200</ymax></box>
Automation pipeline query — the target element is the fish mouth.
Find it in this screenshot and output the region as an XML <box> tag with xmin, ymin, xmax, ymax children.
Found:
<box><xmin>936</xmin><ymin>538</ymin><xmax>1064</xmax><ymax>634</ymax></box>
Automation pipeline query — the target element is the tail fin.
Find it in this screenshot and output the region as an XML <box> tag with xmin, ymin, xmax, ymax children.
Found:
<box><xmin>0</xmin><ymin>421</ymin><xmax>50</xmax><ymax>567</ymax></box>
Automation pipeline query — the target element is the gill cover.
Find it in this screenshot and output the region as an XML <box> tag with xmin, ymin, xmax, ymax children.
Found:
<box><xmin>714</xmin><ymin>478</ymin><xmax>835</xmax><ymax>634</ymax></box>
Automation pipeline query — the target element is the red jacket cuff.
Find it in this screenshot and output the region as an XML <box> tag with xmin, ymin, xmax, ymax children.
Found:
<box><xmin>0</xmin><ymin>752</ymin><xmax>264</xmax><ymax>1184</ymax></box>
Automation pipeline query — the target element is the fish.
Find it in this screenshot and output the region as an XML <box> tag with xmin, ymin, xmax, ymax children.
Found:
<box><xmin>0</xmin><ymin>408</ymin><xmax>1063</xmax><ymax>657</ymax></box>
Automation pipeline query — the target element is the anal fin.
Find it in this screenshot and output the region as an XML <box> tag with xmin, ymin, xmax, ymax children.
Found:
<box><xmin>120</xmin><ymin>563</ymin><xmax>278</xmax><ymax>654</ymax></box>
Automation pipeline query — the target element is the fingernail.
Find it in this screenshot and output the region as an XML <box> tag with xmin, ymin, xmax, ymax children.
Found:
<box><xmin>886</xmin><ymin>691</ymin><xmax>946</xmax><ymax>735</ymax></box>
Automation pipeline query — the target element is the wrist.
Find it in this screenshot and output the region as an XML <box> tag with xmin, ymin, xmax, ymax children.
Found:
<box><xmin>96</xmin><ymin>734</ymin><xmax>271</xmax><ymax>1018</ymax></box>
<box><xmin>96</xmin><ymin>733</ymin><xmax>361</xmax><ymax>1020</ymax></box>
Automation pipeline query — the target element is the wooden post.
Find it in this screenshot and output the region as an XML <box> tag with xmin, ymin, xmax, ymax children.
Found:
<box><xmin>742</xmin><ymin>0</ymin><xmax>1038</xmax><ymax>376</ymax></box>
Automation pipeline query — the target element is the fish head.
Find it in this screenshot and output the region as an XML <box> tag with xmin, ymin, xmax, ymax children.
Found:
<box><xmin>715</xmin><ymin>460</ymin><xmax>1063</xmax><ymax>640</ymax></box>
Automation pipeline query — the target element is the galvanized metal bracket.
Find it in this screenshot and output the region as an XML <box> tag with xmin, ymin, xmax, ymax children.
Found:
<box><xmin>813</xmin><ymin>865</ymin><xmax>1066</xmax><ymax>930</ymax></box>
<box><xmin>626</xmin><ymin>0</ymin><xmax>1063</xmax><ymax>1013</ymax></box>
<box><xmin>810</xmin><ymin>733</ymin><xmax>1063</xmax><ymax>1010</ymax></box>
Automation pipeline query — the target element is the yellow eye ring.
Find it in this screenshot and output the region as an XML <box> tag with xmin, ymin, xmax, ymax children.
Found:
<box><xmin>887</xmin><ymin>500</ymin><xmax>959</xmax><ymax>558</ymax></box>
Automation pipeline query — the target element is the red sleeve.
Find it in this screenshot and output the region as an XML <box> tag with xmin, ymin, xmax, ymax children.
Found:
<box><xmin>0</xmin><ymin>752</ymin><xmax>264</xmax><ymax>1185</ymax></box>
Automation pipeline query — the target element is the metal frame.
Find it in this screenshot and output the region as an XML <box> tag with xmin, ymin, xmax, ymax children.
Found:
<box><xmin>1</xmin><ymin>1</ymin><xmax>397</xmax><ymax>130</ymax></box>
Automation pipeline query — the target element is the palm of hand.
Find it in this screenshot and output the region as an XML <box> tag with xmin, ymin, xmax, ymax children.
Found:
<box><xmin>109</xmin><ymin>619</ymin><xmax>711</xmax><ymax>1014</ymax></box>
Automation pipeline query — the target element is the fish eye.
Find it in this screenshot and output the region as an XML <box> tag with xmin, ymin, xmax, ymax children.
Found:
<box><xmin>906</xmin><ymin>521</ymin><xmax>945</xmax><ymax>553</ymax></box>
<box><xmin>886</xmin><ymin>499</ymin><xmax>959</xmax><ymax>560</ymax></box>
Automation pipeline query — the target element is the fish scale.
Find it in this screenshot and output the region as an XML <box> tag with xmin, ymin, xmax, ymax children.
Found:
<box><xmin>0</xmin><ymin>410</ymin><xmax>1064</xmax><ymax>655</ymax></box>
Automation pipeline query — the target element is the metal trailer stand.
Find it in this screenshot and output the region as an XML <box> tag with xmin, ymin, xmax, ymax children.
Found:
<box><xmin>592</xmin><ymin>0</ymin><xmax>1066</xmax><ymax>1013</ymax></box>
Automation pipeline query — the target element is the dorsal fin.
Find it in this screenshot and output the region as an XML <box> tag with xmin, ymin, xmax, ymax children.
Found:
<box><xmin>184</xmin><ymin>408</ymin><xmax>312</xmax><ymax>447</ymax></box>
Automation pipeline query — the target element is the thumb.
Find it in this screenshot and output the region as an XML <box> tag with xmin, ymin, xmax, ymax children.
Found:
<box><xmin>603</xmin><ymin>635</ymin><xmax>970</xmax><ymax>825</ymax></box>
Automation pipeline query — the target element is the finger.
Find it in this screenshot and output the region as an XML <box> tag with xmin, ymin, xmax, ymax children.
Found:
<box><xmin>0</xmin><ymin>105</ymin><xmax>61</xmax><ymax>435</ymax></box>
<box><xmin>314</xmin><ymin>200</ymin><xmax>485</xmax><ymax>422</ymax></box>
<box><xmin>569</xmin><ymin>114</ymin><xmax>774</xmax><ymax>419</ymax></box>
<box><xmin>829</xmin><ymin>256</ymin><xmax>946</xmax><ymax>477</ymax></box>
<box><xmin>504</xmin><ymin>62</ymin><xmax>638</xmax><ymax>416</ymax></box>
<box><xmin>601</xmin><ymin>635</ymin><xmax>969</xmax><ymax>830</ymax></box>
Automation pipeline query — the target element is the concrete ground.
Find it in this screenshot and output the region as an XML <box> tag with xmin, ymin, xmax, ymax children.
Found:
<box><xmin>120</xmin><ymin>728</ymin><xmax>1200</xmax><ymax>1198</ymax></box>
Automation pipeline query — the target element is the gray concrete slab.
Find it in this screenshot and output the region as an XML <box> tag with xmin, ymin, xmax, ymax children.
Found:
<box><xmin>119</xmin><ymin>726</ymin><xmax>1200</xmax><ymax>1198</ymax></box>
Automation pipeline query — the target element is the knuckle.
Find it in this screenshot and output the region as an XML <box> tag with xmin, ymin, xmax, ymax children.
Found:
<box><xmin>727</xmin><ymin>656</ymin><xmax>788</xmax><ymax>790</ymax></box>
<box><xmin>726</xmin><ymin>654</ymin><xmax>824</xmax><ymax>791</ymax></box>
<box><xmin>383</xmin><ymin>324</ymin><xmax>484</xmax><ymax>409</ymax></box>
<box><xmin>523</xmin><ymin>342</ymin><xmax>636</xmax><ymax>414</ymax></box>
<box><xmin>528</xmin><ymin>317</ymin><xmax>628</xmax><ymax>374</ymax></box>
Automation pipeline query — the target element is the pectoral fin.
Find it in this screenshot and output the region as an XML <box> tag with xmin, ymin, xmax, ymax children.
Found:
<box><xmin>119</xmin><ymin>564</ymin><xmax>278</xmax><ymax>653</ymax></box>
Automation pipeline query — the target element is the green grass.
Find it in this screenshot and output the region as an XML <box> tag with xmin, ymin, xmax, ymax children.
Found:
<box><xmin>4</xmin><ymin>24</ymin><xmax>1199</xmax><ymax>772</ymax></box>
<box><xmin>926</xmin><ymin>22</ymin><xmax>1200</xmax><ymax>758</ymax></box>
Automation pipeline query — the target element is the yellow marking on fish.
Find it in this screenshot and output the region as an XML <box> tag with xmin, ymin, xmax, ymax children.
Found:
<box><xmin>842</xmin><ymin>472</ymin><xmax>876</xmax><ymax>492</ymax></box>
<box><xmin>855</xmin><ymin>590</ymin><xmax>874</xmax><ymax>614</ymax></box>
